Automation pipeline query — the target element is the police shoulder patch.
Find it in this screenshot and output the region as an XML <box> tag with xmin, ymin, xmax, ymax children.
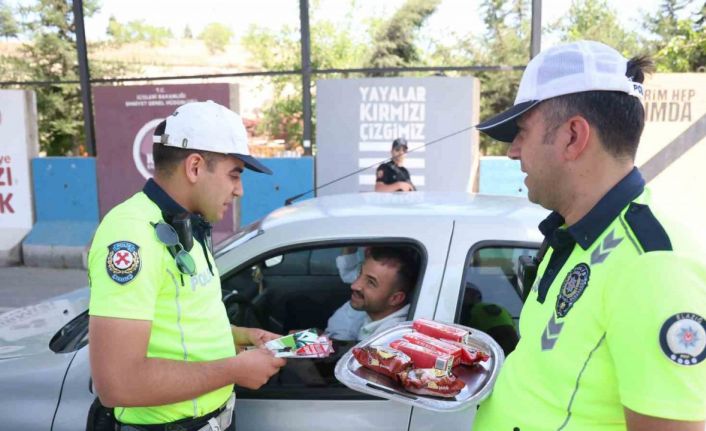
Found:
<box><xmin>555</xmin><ymin>263</ymin><xmax>590</xmax><ymax>318</ymax></box>
<box><xmin>106</xmin><ymin>241</ymin><xmax>141</xmax><ymax>285</ymax></box>
<box><xmin>660</xmin><ymin>313</ymin><xmax>706</xmax><ymax>366</ymax></box>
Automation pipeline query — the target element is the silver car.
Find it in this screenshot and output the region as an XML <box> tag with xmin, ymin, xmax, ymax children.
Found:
<box><xmin>0</xmin><ymin>192</ymin><xmax>545</xmax><ymax>430</ymax></box>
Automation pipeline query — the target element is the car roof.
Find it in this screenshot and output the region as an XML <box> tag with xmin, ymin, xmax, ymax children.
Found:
<box><xmin>261</xmin><ymin>192</ymin><xmax>547</xmax><ymax>230</ymax></box>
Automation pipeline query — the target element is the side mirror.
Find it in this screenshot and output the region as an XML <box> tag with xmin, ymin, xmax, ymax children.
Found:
<box><xmin>264</xmin><ymin>255</ymin><xmax>283</xmax><ymax>268</ymax></box>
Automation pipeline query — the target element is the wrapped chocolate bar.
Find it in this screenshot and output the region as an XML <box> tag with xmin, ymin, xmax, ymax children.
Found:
<box><xmin>412</xmin><ymin>318</ymin><xmax>472</xmax><ymax>345</ymax></box>
<box><xmin>335</xmin><ymin>321</ymin><xmax>504</xmax><ymax>412</ymax></box>
<box><xmin>402</xmin><ymin>332</ymin><xmax>463</xmax><ymax>367</ymax></box>
<box><xmin>398</xmin><ymin>368</ymin><xmax>466</xmax><ymax>398</ymax></box>
<box><xmin>352</xmin><ymin>346</ymin><xmax>412</xmax><ymax>379</ymax></box>
<box><xmin>445</xmin><ymin>340</ymin><xmax>490</xmax><ymax>366</ymax></box>
<box><xmin>389</xmin><ymin>339</ymin><xmax>454</xmax><ymax>375</ymax></box>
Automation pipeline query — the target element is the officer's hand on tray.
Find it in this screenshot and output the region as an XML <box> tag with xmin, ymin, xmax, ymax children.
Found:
<box><xmin>231</xmin><ymin>348</ymin><xmax>287</xmax><ymax>389</ymax></box>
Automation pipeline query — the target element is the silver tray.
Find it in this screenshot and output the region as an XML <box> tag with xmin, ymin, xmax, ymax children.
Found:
<box><xmin>334</xmin><ymin>320</ymin><xmax>504</xmax><ymax>412</ymax></box>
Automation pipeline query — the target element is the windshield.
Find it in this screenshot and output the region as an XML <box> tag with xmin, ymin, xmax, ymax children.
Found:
<box><xmin>214</xmin><ymin>219</ymin><xmax>264</xmax><ymax>257</ymax></box>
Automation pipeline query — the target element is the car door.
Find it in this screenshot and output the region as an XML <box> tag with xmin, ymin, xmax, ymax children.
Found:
<box><xmin>407</xmin><ymin>219</ymin><xmax>543</xmax><ymax>431</ymax></box>
<box><xmin>216</xmin><ymin>214</ymin><xmax>454</xmax><ymax>431</ymax></box>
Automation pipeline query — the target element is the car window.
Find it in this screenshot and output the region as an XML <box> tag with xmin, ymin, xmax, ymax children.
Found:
<box><xmin>455</xmin><ymin>244</ymin><xmax>537</xmax><ymax>355</ymax></box>
<box><xmin>221</xmin><ymin>243</ymin><xmax>423</xmax><ymax>400</ymax></box>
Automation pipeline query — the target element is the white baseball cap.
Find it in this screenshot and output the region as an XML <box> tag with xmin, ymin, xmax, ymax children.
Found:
<box><xmin>477</xmin><ymin>40</ymin><xmax>645</xmax><ymax>143</ymax></box>
<box><xmin>153</xmin><ymin>100</ymin><xmax>272</xmax><ymax>174</ymax></box>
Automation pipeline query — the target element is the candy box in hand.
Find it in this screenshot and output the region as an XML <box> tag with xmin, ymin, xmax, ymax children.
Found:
<box><xmin>264</xmin><ymin>329</ymin><xmax>334</xmax><ymax>358</ymax></box>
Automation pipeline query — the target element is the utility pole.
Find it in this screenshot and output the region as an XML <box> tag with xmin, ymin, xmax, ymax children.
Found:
<box><xmin>530</xmin><ymin>0</ymin><xmax>542</xmax><ymax>58</ymax></box>
<box><xmin>73</xmin><ymin>0</ymin><xmax>96</xmax><ymax>156</ymax></box>
<box><xmin>300</xmin><ymin>0</ymin><xmax>312</xmax><ymax>154</ymax></box>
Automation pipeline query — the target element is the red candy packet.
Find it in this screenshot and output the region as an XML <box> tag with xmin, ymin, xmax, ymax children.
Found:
<box><xmin>398</xmin><ymin>368</ymin><xmax>466</xmax><ymax>398</ymax></box>
<box><xmin>412</xmin><ymin>319</ymin><xmax>472</xmax><ymax>345</ymax></box>
<box><xmin>402</xmin><ymin>332</ymin><xmax>463</xmax><ymax>367</ymax></box>
<box><xmin>352</xmin><ymin>346</ymin><xmax>412</xmax><ymax>379</ymax></box>
<box><xmin>389</xmin><ymin>339</ymin><xmax>454</xmax><ymax>375</ymax></box>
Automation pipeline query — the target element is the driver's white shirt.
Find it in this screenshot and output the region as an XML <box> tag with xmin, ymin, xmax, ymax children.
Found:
<box><xmin>325</xmin><ymin>301</ymin><xmax>409</xmax><ymax>341</ymax></box>
<box><xmin>357</xmin><ymin>304</ymin><xmax>410</xmax><ymax>340</ymax></box>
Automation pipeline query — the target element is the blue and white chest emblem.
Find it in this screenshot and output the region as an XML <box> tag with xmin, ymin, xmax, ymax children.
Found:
<box><xmin>555</xmin><ymin>263</ymin><xmax>590</xmax><ymax>318</ymax></box>
<box><xmin>106</xmin><ymin>241</ymin><xmax>141</xmax><ymax>285</ymax></box>
<box><xmin>660</xmin><ymin>313</ymin><xmax>706</xmax><ymax>366</ymax></box>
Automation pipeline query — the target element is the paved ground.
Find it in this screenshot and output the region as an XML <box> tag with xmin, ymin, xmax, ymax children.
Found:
<box><xmin>0</xmin><ymin>266</ymin><xmax>87</xmax><ymax>312</ymax></box>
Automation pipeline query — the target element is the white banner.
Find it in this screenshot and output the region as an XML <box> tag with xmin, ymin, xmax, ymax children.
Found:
<box><xmin>316</xmin><ymin>77</ymin><xmax>480</xmax><ymax>195</ymax></box>
<box><xmin>638</xmin><ymin>74</ymin><xmax>706</xmax><ymax>238</ymax></box>
<box><xmin>0</xmin><ymin>90</ymin><xmax>38</xmax><ymax>229</ymax></box>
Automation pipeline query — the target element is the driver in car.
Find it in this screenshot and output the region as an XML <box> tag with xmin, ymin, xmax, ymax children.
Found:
<box><xmin>325</xmin><ymin>246</ymin><xmax>420</xmax><ymax>341</ymax></box>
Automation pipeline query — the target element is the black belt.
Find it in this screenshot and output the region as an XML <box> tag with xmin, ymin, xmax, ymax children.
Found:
<box><xmin>118</xmin><ymin>400</ymin><xmax>231</xmax><ymax>431</ymax></box>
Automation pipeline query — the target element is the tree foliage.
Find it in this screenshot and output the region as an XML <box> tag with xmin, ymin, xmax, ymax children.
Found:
<box><xmin>0</xmin><ymin>0</ymin><xmax>135</xmax><ymax>155</ymax></box>
<box><xmin>429</xmin><ymin>0</ymin><xmax>529</xmax><ymax>155</ymax></box>
<box><xmin>106</xmin><ymin>16</ymin><xmax>172</xmax><ymax>47</ymax></box>
<box><xmin>557</xmin><ymin>0</ymin><xmax>640</xmax><ymax>55</ymax></box>
<box><xmin>0</xmin><ymin>1</ymin><xmax>18</xmax><ymax>39</ymax></box>
<box><xmin>242</xmin><ymin>4</ymin><xmax>371</xmax><ymax>149</ymax></box>
<box><xmin>15</xmin><ymin>0</ymin><xmax>98</xmax><ymax>156</ymax></box>
<box><xmin>199</xmin><ymin>22</ymin><xmax>233</xmax><ymax>54</ymax></box>
<box><xmin>647</xmin><ymin>0</ymin><xmax>706</xmax><ymax>72</ymax></box>
<box><xmin>366</xmin><ymin>0</ymin><xmax>440</xmax><ymax>73</ymax></box>
<box><xmin>1</xmin><ymin>0</ymin><xmax>698</xmax><ymax>158</ymax></box>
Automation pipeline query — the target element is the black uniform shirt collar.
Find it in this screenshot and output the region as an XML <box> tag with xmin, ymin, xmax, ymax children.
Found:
<box><xmin>142</xmin><ymin>178</ymin><xmax>213</xmax><ymax>243</ymax></box>
<box><xmin>143</xmin><ymin>178</ymin><xmax>188</xmax><ymax>215</ymax></box>
<box><xmin>538</xmin><ymin>167</ymin><xmax>645</xmax><ymax>250</ymax></box>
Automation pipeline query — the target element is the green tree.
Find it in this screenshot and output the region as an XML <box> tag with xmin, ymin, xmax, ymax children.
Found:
<box><xmin>242</xmin><ymin>1</ymin><xmax>439</xmax><ymax>149</ymax></box>
<box><xmin>106</xmin><ymin>15</ymin><xmax>127</xmax><ymax>45</ymax></box>
<box><xmin>557</xmin><ymin>0</ymin><xmax>640</xmax><ymax>55</ymax></box>
<box><xmin>646</xmin><ymin>0</ymin><xmax>685</xmax><ymax>40</ymax></box>
<box><xmin>0</xmin><ymin>2</ymin><xmax>18</xmax><ymax>39</ymax></box>
<box><xmin>653</xmin><ymin>19</ymin><xmax>706</xmax><ymax>71</ymax></box>
<box><xmin>106</xmin><ymin>17</ymin><xmax>172</xmax><ymax>47</ymax></box>
<box><xmin>430</xmin><ymin>0</ymin><xmax>529</xmax><ymax>155</ymax></box>
<box><xmin>15</xmin><ymin>0</ymin><xmax>103</xmax><ymax>155</ymax></box>
<box><xmin>199</xmin><ymin>22</ymin><xmax>233</xmax><ymax>54</ymax></box>
<box><xmin>242</xmin><ymin>5</ymin><xmax>371</xmax><ymax>149</ymax></box>
<box><xmin>2</xmin><ymin>0</ymin><xmax>136</xmax><ymax>155</ymax></box>
<box><xmin>366</xmin><ymin>0</ymin><xmax>440</xmax><ymax>73</ymax></box>
<box><xmin>647</xmin><ymin>0</ymin><xmax>706</xmax><ymax>71</ymax></box>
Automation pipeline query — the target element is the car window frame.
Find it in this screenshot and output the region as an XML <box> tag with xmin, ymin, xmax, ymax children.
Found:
<box><xmin>454</xmin><ymin>240</ymin><xmax>539</xmax><ymax>325</ymax></box>
<box><xmin>221</xmin><ymin>237</ymin><xmax>428</xmax><ymax>401</ymax></box>
<box><xmin>221</xmin><ymin>237</ymin><xmax>429</xmax><ymax>322</ymax></box>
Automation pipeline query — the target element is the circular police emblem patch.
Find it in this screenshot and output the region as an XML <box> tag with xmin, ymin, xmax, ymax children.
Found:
<box><xmin>106</xmin><ymin>241</ymin><xmax>141</xmax><ymax>285</ymax></box>
<box><xmin>555</xmin><ymin>263</ymin><xmax>590</xmax><ymax>318</ymax></box>
<box><xmin>660</xmin><ymin>313</ymin><xmax>706</xmax><ymax>366</ymax></box>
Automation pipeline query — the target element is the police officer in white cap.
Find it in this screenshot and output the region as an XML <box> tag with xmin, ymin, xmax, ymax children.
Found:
<box><xmin>88</xmin><ymin>101</ymin><xmax>286</xmax><ymax>430</ymax></box>
<box><xmin>473</xmin><ymin>41</ymin><xmax>706</xmax><ymax>431</ymax></box>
